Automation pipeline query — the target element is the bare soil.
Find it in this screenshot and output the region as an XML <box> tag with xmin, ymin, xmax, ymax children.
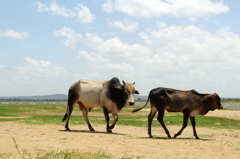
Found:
<box><xmin>1</xmin><ymin>110</ymin><xmax>240</xmax><ymax>159</ymax></box>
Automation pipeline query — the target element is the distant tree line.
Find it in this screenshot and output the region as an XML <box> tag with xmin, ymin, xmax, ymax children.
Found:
<box><xmin>0</xmin><ymin>98</ymin><xmax>239</xmax><ymax>102</ymax></box>
<box><xmin>0</xmin><ymin>98</ymin><xmax>67</xmax><ymax>102</ymax></box>
<box><xmin>221</xmin><ymin>98</ymin><xmax>240</xmax><ymax>101</ymax></box>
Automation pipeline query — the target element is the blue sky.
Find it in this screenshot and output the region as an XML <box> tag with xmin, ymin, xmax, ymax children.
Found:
<box><xmin>0</xmin><ymin>0</ymin><xmax>239</xmax><ymax>97</ymax></box>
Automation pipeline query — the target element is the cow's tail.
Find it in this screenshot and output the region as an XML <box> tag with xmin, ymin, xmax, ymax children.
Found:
<box><xmin>62</xmin><ymin>89</ymin><xmax>71</xmax><ymax>122</ymax></box>
<box><xmin>132</xmin><ymin>91</ymin><xmax>151</xmax><ymax>113</ymax></box>
<box><xmin>62</xmin><ymin>99</ymin><xmax>74</xmax><ymax>122</ymax></box>
<box><xmin>62</xmin><ymin>82</ymin><xmax>79</xmax><ymax>123</ymax></box>
<box><xmin>62</xmin><ymin>107</ymin><xmax>69</xmax><ymax>122</ymax></box>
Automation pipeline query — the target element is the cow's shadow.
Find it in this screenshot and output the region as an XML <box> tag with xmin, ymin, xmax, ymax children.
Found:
<box><xmin>58</xmin><ymin>129</ymin><xmax>125</xmax><ymax>136</ymax></box>
<box><xmin>140</xmin><ymin>136</ymin><xmax>214</xmax><ymax>141</ymax></box>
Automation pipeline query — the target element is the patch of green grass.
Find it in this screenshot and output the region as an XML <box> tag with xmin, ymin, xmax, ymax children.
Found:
<box><xmin>1</xmin><ymin>105</ymin><xmax>240</xmax><ymax>130</ymax></box>
<box><xmin>221</xmin><ymin>101</ymin><xmax>240</xmax><ymax>103</ymax></box>
<box><xmin>0</xmin><ymin>118</ymin><xmax>23</xmax><ymax>122</ymax></box>
<box><xmin>0</xmin><ymin>107</ymin><xmax>28</xmax><ymax>117</ymax></box>
<box><xmin>12</xmin><ymin>136</ymin><xmax>114</xmax><ymax>159</ymax></box>
<box><xmin>0</xmin><ymin>153</ymin><xmax>14</xmax><ymax>159</ymax></box>
<box><xmin>0</xmin><ymin>105</ymin><xmax>66</xmax><ymax>115</ymax></box>
<box><xmin>58</xmin><ymin>138</ymin><xmax>73</xmax><ymax>142</ymax></box>
<box><xmin>37</xmin><ymin>149</ymin><xmax>113</xmax><ymax>159</ymax></box>
<box><xmin>222</xmin><ymin>133</ymin><xmax>239</xmax><ymax>138</ymax></box>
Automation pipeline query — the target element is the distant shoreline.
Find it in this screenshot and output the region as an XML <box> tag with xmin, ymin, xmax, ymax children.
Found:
<box><xmin>0</xmin><ymin>101</ymin><xmax>239</xmax><ymax>111</ymax></box>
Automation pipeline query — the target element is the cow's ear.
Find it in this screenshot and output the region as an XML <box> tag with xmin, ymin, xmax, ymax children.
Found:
<box><xmin>115</xmin><ymin>86</ymin><xmax>123</xmax><ymax>90</ymax></box>
<box><xmin>134</xmin><ymin>90</ymin><xmax>139</xmax><ymax>94</ymax></box>
<box><xmin>133</xmin><ymin>82</ymin><xmax>135</xmax><ymax>85</ymax></box>
<box><xmin>211</xmin><ymin>93</ymin><xmax>217</xmax><ymax>98</ymax></box>
<box><xmin>122</xmin><ymin>80</ymin><xmax>126</xmax><ymax>85</ymax></box>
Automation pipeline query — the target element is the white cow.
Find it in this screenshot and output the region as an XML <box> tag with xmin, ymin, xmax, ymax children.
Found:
<box><xmin>62</xmin><ymin>77</ymin><xmax>139</xmax><ymax>132</ymax></box>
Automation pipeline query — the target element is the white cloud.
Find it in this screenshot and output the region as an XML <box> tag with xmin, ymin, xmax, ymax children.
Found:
<box><xmin>78</xmin><ymin>50</ymin><xmax>110</xmax><ymax>65</ymax></box>
<box><xmin>133</xmin><ymin>25</ymin><xmax>240</xmax><ymax>93</ymax></box>
<box><xmin>78</xmin><ymin>50</ymin><xmax>135</xmax><ymax>77</ymax></box>
<box><xmin>114</xmin><ymin>0</ymin><xmax>171</xmax><ymax>18</ymax></box>
<box><xmin>75</xmin><ymin>4</ymin><xmax>95</xmax><ymax>24</ymax></box>
<box><xmin>170</xmin><ymin>0</ymin><xmax>229</xmax><ymax>17</ymax></box>
<box><xmin>156</xmin><ymin>21</ymin><xmax>167</xmax><ymax>28</ymax></box>
<box><xmin>0</xmin><ymin>29</ymin><xmax>29</xmax><ymax>39</ymax></box>
<box><xmin>85</xmin><ymin>32</ymin><xmax>104</xmax><ymax>47</ymax></box>
<box><xmin>85</xmin><ymin>32</ymin><xmax>152</xmax><ymax>58</ymax></box>
<box><xmin>107</xmin><ymin>19</ymin><xmax>139</xmax><ymax>32</ymax></box>
<box><xmin>138</xmin><ymin>32</ymin><xmax>152</xmax><ymax>45</ymax></box>
<box><xmin>0</xmin><ymin>59</ymin><xmax>68</xmax><ymax>96</ymax></box>
<box><xmin>148</xmin><ymin>25</ymin><xmax>240</xmax><ymax>64</ymax></box>
<box><xmin>15</xmin><ymin>57</ymin><xmax>66</xmax><ymax>79</ymax></box>
<box><xmin>104</xmin><ymin>0</ymin><xmax>229</xmax><ymax>19</ymax></box>
<box><xmin>53</xmin><ymin>26</ymin><xmax>82</xmax><ymax>49</ymax></box>
<box><xmin>34</xmin><ymin>2</ymin><xmax>95</xmax><ymax>24</ymax></box>
<box><xmin>101</xmin><ymin>0</ymin><xmax>113</xmax><ymax>12</ymax></box>
<box><xmin>34</xmin><ymin>1</ymin><xmax>76</xmax><ymax>17</ymax></box>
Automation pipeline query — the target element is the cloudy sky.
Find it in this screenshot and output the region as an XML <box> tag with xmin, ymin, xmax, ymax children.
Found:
<box><xmin>0</xmin><ymin>0</ymin><xmax>239</xmax><ymax>97</ymax></box>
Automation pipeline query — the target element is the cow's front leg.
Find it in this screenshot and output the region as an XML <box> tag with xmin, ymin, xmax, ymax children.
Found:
<box><xmin>109</xmin><ymin>113</ymin><xmax>118</xmax><ymax>129</ymax></box>
<box><xmin>103</xmin><ymin>106</ymin><xmax>112</xmax><ymax>133</ymax></box>
<box><xmin>174</xmin><ymin>109</ymin><xmax>190</xmax><ymax>138</ymax></box>
<box><xmin>82</xmin><ymin>108</ymin><xmax>95</xmax><ymax>131</ymax></box>
<box><xmin>190</xmin><ymin>117</ymin><xmax>199</xmax><ymax>139</ymax></box>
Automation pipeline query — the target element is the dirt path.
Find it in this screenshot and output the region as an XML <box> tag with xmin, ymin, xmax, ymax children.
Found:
<box><xmin>1</xmin><ymin>110</ymin><xmax>240</xmax><ymax>159</ymax></box>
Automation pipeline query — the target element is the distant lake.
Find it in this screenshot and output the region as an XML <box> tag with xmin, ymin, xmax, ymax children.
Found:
<box><xmin>135</xmin><ymin>102</ymin><xmax>240</xmax><ymax>110</ymax></box>
<box><xmin>0</xmin><ymin>101</ymin><xmax>239</xmax><ymax>111</ymax></box>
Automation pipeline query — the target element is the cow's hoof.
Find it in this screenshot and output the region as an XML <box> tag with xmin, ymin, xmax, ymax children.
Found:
<box><xmin>195</xmin><ymin>136</ymin><xmax>200</xmax><ymax>139</ymax></box>
<box><xmin>149</xmin><ymin>135</ymin><xmax>153</xmax><ymax>138</ymax></box>
<box><xmin>109</xmin><ymin>125</ymin><xmax>114</xmax><ymax>129</ymax></box>
<box><xmin>65</xmin><ymin>128</ymin><xmax>70</xmax><ymax>131</ymax></box>
<box><xmin>90</xmin><ymin>128</ymin><xmax>95</xmax><ymax>131</ymax></box>
<box><xmin>107</xmin><ymin>129</ymin><xmax>112</xmax><ymax>133</ymax></box>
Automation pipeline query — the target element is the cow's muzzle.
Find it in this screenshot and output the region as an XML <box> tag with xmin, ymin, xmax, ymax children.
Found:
<box><xmin>129</xmin><ymin>102</ymin><xmax>134</xmax><ymax>106</ymax></box>
<box><xmin>218</xmin><ymin>105</ymin><xmax>223</xmax><ymax>110</ymax></box>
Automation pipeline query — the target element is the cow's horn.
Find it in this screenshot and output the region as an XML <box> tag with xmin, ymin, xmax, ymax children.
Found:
<box><xmin>211</xmin><ymin>93</ymin><xmax>217</xmax><ymax>98</ymax></box>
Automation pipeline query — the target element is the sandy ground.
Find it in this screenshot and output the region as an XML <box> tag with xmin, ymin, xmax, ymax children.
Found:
<box><xmin>1</xmin><ymin>110</ymin><xmax>240</xmax><ymax>159</ymax></box>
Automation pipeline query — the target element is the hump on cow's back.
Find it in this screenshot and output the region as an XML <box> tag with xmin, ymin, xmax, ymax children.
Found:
<box><xmin>107</xmin><ymin>77</ymin><xmax>125</xmax><ymax>109</ymax></box>
<box><xmin>107</xmin><ymin>77</ymin><xmax>123</xmax><ymax>99</ymax></box>
<box><xmin>109</xmin><ymin>77</ymin><xmax>121</xmax><ymax>85</ymax></box>
<box><xmin>108</xmin><ymin>77</ymin><xmax>122</xmax><ymax>92</ymax></box>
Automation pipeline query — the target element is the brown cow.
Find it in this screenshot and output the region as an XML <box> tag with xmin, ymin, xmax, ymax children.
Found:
<box><xmin>132</xmin><ymin>87</ymin><xmax>223</xmax><ymax>139</ymax></box>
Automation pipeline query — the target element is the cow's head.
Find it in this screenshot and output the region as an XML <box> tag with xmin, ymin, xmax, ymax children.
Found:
<box><xmin>211</xmin><ymin>93</ymin><xmax>223</xmax><ymax>110</ymax></box>
<box><xmin>115</xmin><ymin>80</ymin><xmax>139</xmax><ymax>106</ymax></box>
<box><xmin>203</xmin><ymin>93</ymin><xmax>223</xmax><ymax>111</ymax></box>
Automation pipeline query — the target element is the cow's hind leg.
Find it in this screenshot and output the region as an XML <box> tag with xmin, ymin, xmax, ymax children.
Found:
<box><xmin>62</xmin><ymin>89</ymin><xmax>79</xmax><ymax>131</ymax></box>
<box><xmin>103</xmin><ymin>106</ymin><xmax>112</xmax><ymax>133</ymax></box>
<box><xmin>109</xmin><ymin>113</ymin><xmax>118</xmax><ymax>129</ymax></box>
<box><xmin>173</xmin><ymin>108</ymin><xmax>190</xmax><ymax>138</ymax></box>
<box><xmin>82</xmin><ymin>108</ymin><xmax>95</xmax><ymax>131</ymax></box>
<box><xmin>190</xmin><ymin>117</ymin><xmax>199</xmax><ymax>139</ymax></box>
<box><xmin>63</xmin><ymin>102</ymin><xmax>75</xmax><ymax>131</ymax></box>
<box><xmin>157</xmin><ymin>108</ymin><xmax>171</xmax><ymax>138</ymax></box>
<box><xmin>148</xmin><ymin>106</ymin><xmax>157</xmax><ymax>138</ymax></box>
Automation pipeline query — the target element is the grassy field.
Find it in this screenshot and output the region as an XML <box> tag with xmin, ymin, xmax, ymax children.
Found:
<box><xmin>1</xmin><ymin>105</ymin><xmax>240</xmax><ymax>129</ymax></box>
<box><xmin>1</xmin><ymin>104</ymin><xmax>240</xmax><ymax>158</ymax></box>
